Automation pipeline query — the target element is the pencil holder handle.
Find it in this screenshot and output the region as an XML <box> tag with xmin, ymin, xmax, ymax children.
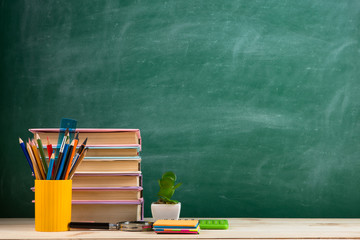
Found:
<box><xmin>35</xmin><ymin>180</ymin><xmax>72</xmax><ymax>232</ymax></box>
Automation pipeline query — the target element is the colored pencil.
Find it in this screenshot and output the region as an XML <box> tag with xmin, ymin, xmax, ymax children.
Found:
<box><xmin>70</xmin><ymin>137</ymin><xmax>87</xmax><ymax>172</ymax></box>
<box><xmin>47</xmin><ymin>137</ymin><xmax>54</xmax><ymax>178</ymax></box>
<box><xmin>69</xmin><ymin>148</ymin><xmax>88</xmax><ymax>180</ymax></box>
<box><xmin>64</xmin><ymin>133</ymin><xmax>79</xmax><ymax>180</ymax></box>
<box><xmin>60</xmin><ymin>139</ymin><xmax>74</xmax><ymax>180</ymax></box>
<box><xmin>56</xmin><ymin>138</ymin><xmax>69</xmax><ymax>180</ymax></box>
<box><xmin>46</xmin><ymin>137</ymin><xmax>53</xmax><ymax>160</ymax></box>
<box><xmin>53</xmin><ymin>129</ymin><xmax>69</xmax><ymax>178</ymax></box>
<box><xmin>19</xmin><ymin>138</ymin><xmax>34</xmax><ymax>175</ymax></box>
<box><xmin>26</xmin><ymin>142</ymin><xmax>40</xmax><ymax>179</ymax></box>
<box><xmin>30</xmin><ymin>140</ymin><xmax>46</xmax><ymax>180</ymax></box>
<box><xmin>47</xmin><ymin>153</ymin><xmax>55</xmax><ymax>180</ymax></box>
<box><xmin>36</xmin><ymin>133</ymin><xmax>48</xmax><ymax>175</ymax></box>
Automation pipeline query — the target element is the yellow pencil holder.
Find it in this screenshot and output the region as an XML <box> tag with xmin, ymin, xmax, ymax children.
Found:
<box><xmin>35</xmin><ymin>180</ymin><xmax>72</xmax><ymax>232</ymax></box>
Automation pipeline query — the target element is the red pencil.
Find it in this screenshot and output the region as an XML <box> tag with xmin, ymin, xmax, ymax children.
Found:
<box><xmin>47</xmin><ymin>137</ymin><xmax>54</xmax><ymax>178</ymax></box>
<box><xmin>46</xmin><ymin>137</ymin><xmax>53</xmax><ymax>160</ymax></box>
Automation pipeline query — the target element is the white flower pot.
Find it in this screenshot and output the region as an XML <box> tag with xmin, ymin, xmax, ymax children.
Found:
<box><xmin>151</xmin><ymin>202</ymin><xmax>181</xmax><ymax>221</ymax></box>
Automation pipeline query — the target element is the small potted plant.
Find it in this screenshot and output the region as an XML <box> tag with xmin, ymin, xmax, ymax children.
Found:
<box><xmin>151</xmin><ymin>171</ymin><xmax>182</xmax><ymax>221</ymax></box>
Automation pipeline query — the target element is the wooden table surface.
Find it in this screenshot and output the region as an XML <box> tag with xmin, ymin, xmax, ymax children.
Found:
<box><xmin>0</xmin><ymin>218</ymin><xmax>360</xmax><ymax>239</ymax></box>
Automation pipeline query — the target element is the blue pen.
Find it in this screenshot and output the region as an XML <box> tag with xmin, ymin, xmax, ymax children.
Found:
<box><xmin>19</xmin><ymin>138</ymin><xmax>34</xmax><ymax>174</ymax></box>
<box><xmin>47</xmin><ymin>153</ymin><xmax>55</xmax><ymax>180</ymax></box>
<box><xmin>56</xmin><ymin>142</ymin><xmax>69</xmax><ymax>180</ymax></box>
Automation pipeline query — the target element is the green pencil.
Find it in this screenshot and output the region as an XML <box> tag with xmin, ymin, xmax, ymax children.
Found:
<box><xmin>36</xmin><ymin>133</ymin><xmax>48</xmax><ymax>174</ymax></box>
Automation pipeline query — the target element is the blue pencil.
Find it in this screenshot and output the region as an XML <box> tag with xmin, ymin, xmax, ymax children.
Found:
<box><xmin>47</xmin><ymin>153</ymin><xmax>55</xmax><ymax>180</ymax></box>
<box><xmin>56</xmin><ymin>142</ymin><xmax>69</xmax><ymax>180</ymax></box>
<box><xmin>19</xmin><ymin>138</ymin><xmax>34</xmax><ymax>175</ymax></box>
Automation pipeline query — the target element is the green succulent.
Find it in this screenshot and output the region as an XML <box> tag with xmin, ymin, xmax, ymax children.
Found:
<box><xmin>157</xmin><ymin>171</ymin><xmax>182</xmax><ymax>204</ymax></box>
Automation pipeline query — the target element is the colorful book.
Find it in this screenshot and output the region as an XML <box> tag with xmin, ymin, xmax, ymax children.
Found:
<box><xmin>32</xmin><ymin>199</ymin><xmax>144</xmax><ymax>222</ymax></box>
<box><xmin>29</xmin><ymin>128</ymin><xmax>141</xmax><ymax>146</ymax></box>
<box><xmin>154</xmin><ymin>225</ymin><xmax>200</xmax><ymax>234</ymax></box>
<box><xmin>153</xmin><ymin>220</ymin><xmax>200</xmax><ymax>234</ymax></box>
<box><xmin>31</xmin><ymin>186</ymin><xmax>143</xmax><ymax>200</ymax></box>
<box><xmin>42</xmin><ymin>145</ymin><xmax>141</xmax><ymax>158</ymax></box>
<box><xmin>76</xmin><ymin>158</ymin><xmax>141</xmax><ymax>173</ymax></box>
<box><xmin>72</xmin><ymin>172</ymin><xmax>142</xmax><ymax>188</ymax></box>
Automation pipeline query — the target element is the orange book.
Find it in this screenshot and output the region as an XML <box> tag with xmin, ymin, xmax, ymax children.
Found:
<box><xmin>154</xmin><ymin>220</ymin><xmax>199</xmax><ymax>227</ymax></box>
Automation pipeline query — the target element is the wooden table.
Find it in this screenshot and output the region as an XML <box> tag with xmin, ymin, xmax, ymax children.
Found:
<box><xmin>0</xmin><ymin>218</ymin><xmax>360</xmax><ymax>239</ymax></box>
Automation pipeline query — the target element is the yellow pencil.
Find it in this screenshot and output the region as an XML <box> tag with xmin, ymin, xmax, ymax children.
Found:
<box><xmin>68</xmin><ymin>148</ymin><xmax>88</xmax><ymax>180</ymax></box>
<box><xmin>64</xmin><ymin>133</ymin><xmax>79</xmax><ymax>180</ymax></box>
<box><xmin>30</xmin><ymin>140</ymin><xmax>46</xmax><ymax>180</ymax></box>
<box><xmin>26</xmin><ymin>142</ymin><xmax>40</xmax><ymax>180</ymax></box>
<box><xmin>35</xmin><ymin>133</ymin><xmax>48</xmax><ymax>174</ymax></box>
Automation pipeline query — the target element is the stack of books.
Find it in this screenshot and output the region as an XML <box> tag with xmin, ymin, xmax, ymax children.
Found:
<box><xmin>153</xmin><ymin>220</ymin><xmax>200</xmax><ymax>234</ymax></box>
<box><xmin>30</xmin><ymin>128</ymin><xmax>143</xmax><ymax>222</ymax></box>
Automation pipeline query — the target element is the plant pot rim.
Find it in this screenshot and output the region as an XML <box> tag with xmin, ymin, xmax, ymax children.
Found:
<box><xmin>151</xmin><ymin>202</ymin><xmax>181</xmax><ymax>205</ymax></box>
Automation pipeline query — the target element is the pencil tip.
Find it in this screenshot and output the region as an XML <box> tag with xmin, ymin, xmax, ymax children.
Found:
<box><xmin>83</xmin><ymin>138</ymin><xmax>88</xmax><ymax>145</ymax></box>
<box><xmin>19</xmin><ymin>138</ymin><xmax>23</xmax><ymax>143</ymax></box>
<box><xmin>35</xmin><ymin>133</ymin><xmax>40</xmax><ymax>139</ymax></box>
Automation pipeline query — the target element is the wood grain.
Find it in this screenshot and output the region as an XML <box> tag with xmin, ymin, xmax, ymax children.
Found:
<box><xmin>0</xmin><ymin>218</ymin><xmax>360</xmax><ymax>239</ymax></box>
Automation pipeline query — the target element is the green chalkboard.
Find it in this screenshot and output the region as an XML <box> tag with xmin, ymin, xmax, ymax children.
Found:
<box><xmin>1</xmin><ymin>0</ymin><xmax>360</xmax><ymax>218</ymax></box>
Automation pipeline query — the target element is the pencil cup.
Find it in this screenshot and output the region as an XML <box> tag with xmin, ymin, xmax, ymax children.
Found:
<box><xmin>35</xmin><ymin>180</ymin><xmax>72</xmax><ymax>232</ymax></box>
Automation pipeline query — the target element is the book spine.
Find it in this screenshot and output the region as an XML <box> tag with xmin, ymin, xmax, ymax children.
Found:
<box><xmin>32</xmin><ymin>199</ymin><xmax>144</xmax><ymax>205</ymax></box>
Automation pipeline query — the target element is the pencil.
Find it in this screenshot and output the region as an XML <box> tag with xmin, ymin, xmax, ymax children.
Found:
<box><xmin>60</xmin><ymin>139</ymin><xmax>74</xmax><ymax>180</ymax></box>
<box><xmin>47</xmin><ymin>137</ymin><xmax>54</xmax><ymax>178</ymax></box>
<box><xmin>53</xmin><ymin>129</ymin><xmax>69</xmax><ymax>178</ymax></box>
<box><xmin>69</xmin><ymin>148</ymin><xmax>88</xmax><ymax>180</ymax></box>
<box><xmin>36</xmin><ymin>133</ymin><xmax>48</xmax><ymax>175</ymax></box>
<box><xmin>46</xmin><ymin>137</ymin><xmax>53</xmax><ymax>160</ymax></box>
<box><xmin>70</xmin><ymin>137</ymin><xmax>87</xmax><ymax>172</ymax></box>
<box><xmin>26</xmin><ymin>142</ymin><xmax>40</xmax><ymax>179</ymax></box>
<box><xmin>56</xmin><ymin>138</ymin><xmax>69</xmax><ymax>180</ymax></box>
<box><xmin>47</xmin><ymin>153</ymin><xmax>55</xmax><ymax>180</ymax></box>
<box><xmin>64</xmin><ymin>133</ymin><xmax>79</xmax><ymax>180</ymax></box>
<box><xmin>30</xmin><ymin>139</ymin><xmax>46</xmax><ymax>180</ymax></box>
<box><xmin>19</xmin><ymin>138</ymin><xmax>34</xmax><ymax>175</ymax></box>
